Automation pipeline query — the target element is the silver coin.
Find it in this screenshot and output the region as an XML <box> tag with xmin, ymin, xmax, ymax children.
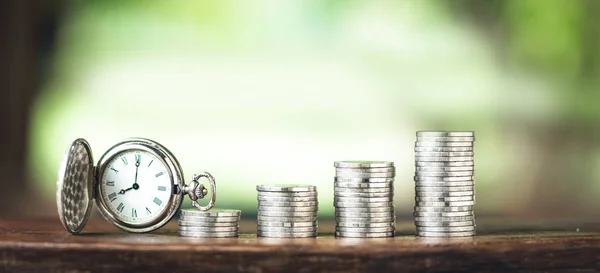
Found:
<box><xmin>415</xmin><ymin>141</ymin><xmax>473</xmax><ymax>147</ymax></box>
<box><xmin>415</xmin><ymin>181</ymin><xmax>474</xmax><ymax>187</ymax></box>
<box><xmin>334</xmin><ymin>161</ymin><xmax>394</xmax><ymax>168</ymax></box>
<box><xmin>258</xmin><ymin>205</ymin><xmax>318</xmax><ymax>212</ymax></box>
<box><xmin>257</xmin><ymin>231</ymin><xmax>317</xmax><ymax>238</ymax></box>
<box><xmin>335</xmin><ymin>216</ymin><xmax>395</xmax><ymax>223</ymax></box>
<box><xmin>415</xmin><ymin>220</ymin><xmax>475</xmax><ymax>227</ymax></box>
<box><xmin>258</xmin><ymin>210</ymin><xmax>318</xmax><ymax>217</ymax></box>
<box><xmin>335</xmin><ymin>172</ymin><xmax>395</xmax><ymax>178</ymax></box>
<box><xmin>334</xmin><ymin>201</ymin><xmax>394</xmax><ymax>208</ymax></box>
<box><xmin>416</xmin><ymin>131</ymin><xmax>474</xmax><ymax>137</ymax></box>
<box><xmin>414</xmin><ymin>171</ymin><xmax>474</xmax><ymax>177</ymax></box>
<box><xmin>336</xmin><ymin>206</ymin><xmax>394</xmax><ymax>213</ymax></box>
<box><xmin>334</xmin><ymin>182</ymin><xmax>393</xmax><ymax>189</ymax></box>
<box><xmin>334</xmin><ymin>196</ymin><xmax>393</xmax><ymax>203</ymax></box>
<box><xmin>415</xmin><ymin>151</ymin><xmax>474</xmax><ymax>157</ymax></box>
<box><xmin>256</xmin><ymin>184</ymin><xmax>316</xmax><ymax>192</ymax></box>
<box><xmin>335</xmin><ymin>177</ymin><xmax>395</xmax><ymax>183</ymax></box>
<box><xmin>415</xmin><ymin>201</ymin><xmax>475</xmax><ymax>207</ymax></box>
<box><xmin>415</xmin><ymin>156</ymin><xmax>473</xmax><ymax>162</ymax></box>
<box><xmin>335</xmin><ymin>187</ymin><xmax>393</xmax><ymax>193</ymax></box>
<box><xmin>416</xmin><ymin>231</ymin><xmax>475</xmax><ymax>237</ymax></box>
<box><xmin>415</xmin><ymin>166</ymin><xmax>474</xmax><ymax>172</ymax></box>
<box><xmin>415</xmin><ymin>176</ymin><xmax>474</xmax><ymax>182</ymax></box>
<box><xmin>416</xmin><ymin>190</ymin><xmax>474</xmax><ymax>197</ymax></box>
<box><xmin>415</xmin><ymin>146</ymin><xmax>474</xmax><ymax>152</ymax></box>
<box><xmin>416</xmin><ymin>136</ymin><xmax>475</xmax><ymax>142</ymax></box>
<box><xmin>257</xmin><ymin>215</ymin><xmax>318</xmax><ymax>222</ymax></box>
<box><xmin>257</xmin><ymin>226</ymin><xmax>317</xmax><ymax>233</ymax></box>
<box><xmin>179</xmin><ymin>226</ymin><xmax>239</xmax><ymax>232</ymax></box>
<box><xmin>335</xmin><ymin>211</ymin><xmax>395</xmax><ymax>218</ymax></box>
<box><xmin>258</xmin><ymin>191</ymin><xmax>317</xmax><ymax>197</ymax></box>
<box><xmin>178</xmin><ymin>231</ymin><xmax>239</xmax><ymax>238</ymax></box>
<box><xmin>336</xmin><ymin>226</ymin><xmax>395</xmax><ymax>233</ymax></box>
<box><xmin>416</xmin><ymin>161</ymin><xmax>474</xmax><ymax>167</ymax></box>
<box><xmin>416</xmin><ymin>225</ymin><xmax>475</xmax><ymax>232</ymax></box>
<box><xmin>414</xmin><ymin>206</ymin><xmax>474</xmax><ymax>212</ymax></box>
<box><xmin>415</xmin><ymin>196</ymin><xmax>474</xmax><ymax>202</ymax></box>
<box><xmin>414</xmin><ymin>215</ymin><xmax>475</xmax><ymax>222</ymax></box>
<box><xmin>413</xmin><ymin>211</ymin><xmax>474</xmax><ymax>217</ymax></box>
<box><xmin>336</xmin><ymin>221</ymin><xmax>395</xmax><ymax>228</ymax></box>
<box><xmin>257</xmin><ymin>200</ymin><xmax>318</xmax><ymax>207</ymax></box>
<box><xmin>334</xmin><ymin>191</ymin><xmax>394</xmax><ymax>198</ymax></box>
<box><xmin>179</xmin><ymin>215</ymin><xmax>240</xmax><ymax>223</ymax></box>
<box><xmin>257</xmin><ymin>221</ymin><xmax>317</xmax><ymax>228</ymax></box>
<box><xmin>257</xmin><ymin>196</ymin><xmax>318</xmax><ymax>202</ymax></box>
<box><xmin>335</xmin><ymin>231</ymin><xmax>394</xmax><ymax>238</ymax></box>
<box><xmin>178</xmin><ymin>220</ymin><xmax>240</xmax><ymax>227</ymax></box>
<box><xmin>335</xmin><ymin>166</ymin><xmax>396</xmax><ymax>173</ymax></box>
<box><xmin>415</xmin><ymin>186</ymin><xmax>474</xmax><ymax>192</ymax></box>
<box><xmin>179</xmin><ymin>208</ymin><xmax>241</xmax><ymax>217</ymax></box>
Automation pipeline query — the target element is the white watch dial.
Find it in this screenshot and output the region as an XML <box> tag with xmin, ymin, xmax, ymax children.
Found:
<box><xmin>99</xmin><ymin>150</ymin><xmax>172</xmax><ymax>225</ymax></box>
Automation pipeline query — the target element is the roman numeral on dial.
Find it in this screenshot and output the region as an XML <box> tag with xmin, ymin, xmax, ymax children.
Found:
<box><xmin>146</xmin><ymin>207</ymin><xmax>151</xmax><ymax>215</ymax></box>
<box><xmin>117</xmin><ymin>202</ymin><xmax>124</xmax><ymax>213</ymax></box>
<box><xmin>121</xmin><ymin>156</ymin><xmax>128</xmax><ymax>165</ymax></box>
<box><xmin>108</xmin><ymin>192</ymin><xmax>117</xmax><ymax>202</ymax></box>
<box><xmin>106</xmin><ymin>181</ymin><xmax>114</xmax><ymax>186</ymax></box>
<box><xmin>132</xmin><ymin>208</ymin><xmax>137</xmax><ymax>218</ymax></box>
<box><xmin>153</xmin><ymin>197</ymin><xmax>162</xmax><ymax>206</ymax></box>
<box><xmin>155</xmin><ymin>172</ymin><xmax>164</xmax><ymax>178</ymax></box>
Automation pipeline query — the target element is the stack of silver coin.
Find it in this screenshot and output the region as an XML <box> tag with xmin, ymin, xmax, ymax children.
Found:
<box><xmin>178</xmin><ymin>208</ymin><xmax>241</xmax><ymax>238</ymax></box>
<box><xmin>256</xmin><ymin>184</ymin><xmax>318</xmax><ymax>238</ymax></box>
<box><xmin>414</xmin><ymin>131</ymin><xmax>476</xmax><ymax>237</ymax></box>
<box><xmin>334</xmin><ymin>161</ymin><xmax>395</xmax><ymax>238</ymax></box>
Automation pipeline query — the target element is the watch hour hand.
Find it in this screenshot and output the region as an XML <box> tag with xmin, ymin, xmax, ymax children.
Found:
<box><xmin>119</xmin><ymin>187</ymin><xmax>133</xmax><ymax>194</ymax></box>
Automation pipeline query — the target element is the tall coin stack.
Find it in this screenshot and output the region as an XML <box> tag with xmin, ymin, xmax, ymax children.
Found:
<box><xmin>256</xmin><ymin>184</ymin><xmax>318</xmax><ymax>238</ymax></box>
<box><xmin>178</xmin><ymin>208</ymin><xmax>241</xmax><ymax>238</ymax></box>
<box><xmin>334</xmin><ymin>161</ymin><xmax>395</xmax><ymax>238</ymax></box>
<box><xmin>413</xmin><ymin>131</ymin><xmax>476</xmax><ymax>237</ymax></box>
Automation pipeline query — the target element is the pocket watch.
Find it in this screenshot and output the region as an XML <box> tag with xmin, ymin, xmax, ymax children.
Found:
<box><xmin>56</xmin><ymin>138</ymin><xmax>216</xmax><ymax>234</ymax></box>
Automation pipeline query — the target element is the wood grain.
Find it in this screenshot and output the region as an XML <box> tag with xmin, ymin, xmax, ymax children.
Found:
<box><xmin>1</xmin><ymin>218</ymin><xmax>600</xmax><ymax>272</ymax></box>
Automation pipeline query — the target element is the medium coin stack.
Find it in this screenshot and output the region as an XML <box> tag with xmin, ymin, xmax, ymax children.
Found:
<box><xmin>334</xmin><ymin>161</ymin><xmax>395</xmax><ymax>238</ymax></box>
<box><xmin>414</xmin><ymin>131</ymin><xmax>476</xmax><ymax>237</ymax></box>
<box><xmin>256</xmin><ymin>184</ymin><xmax>318</xmax><ymax>238</ymax></box>
<box><xmin>178</xmin><ymin>208</ymin><xmax>241</xmax><ymax>238</ymax></box>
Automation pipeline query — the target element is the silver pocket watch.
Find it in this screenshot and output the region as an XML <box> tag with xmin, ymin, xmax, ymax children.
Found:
<box><xmin>56</xmin><ymin>138</ymin><xmax>216</xmax><ymax>234</ymax></box>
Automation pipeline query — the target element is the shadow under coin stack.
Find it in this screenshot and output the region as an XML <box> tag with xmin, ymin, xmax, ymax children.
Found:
<box><xmin>256</xmin><ymin>184</ymin><xmax>318</xmax><ymax>238</ymax></box>
<box><xmin>178</xmin><ymin>208</ymin><xmax>241</xmax><ymax>238</ymax></box>
<box><xmin>334</xmin><ymin>161</ymin><xmax>396</xmax><ymax>238</ymax></box>
<box><xmin>414</xmin><ymin>131</ymin><xmax>476</xmax><ymax>237</ymax></box>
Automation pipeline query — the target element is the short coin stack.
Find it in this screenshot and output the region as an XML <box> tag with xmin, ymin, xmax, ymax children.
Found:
<box><xmin>256</xmin><ymin>184</ymin><xmax>318</xmax><ymax>238</ymax></box>
<box><xmin>414</xmin><ymin>131</ymin><xmax>476</xmax><ymax>237</ymax></box>
<box><xmin>178</xmin><ymin>208</ymin><xmax>241</xmax><ymax>238</ymax></box>
<box><xmin>334</xmin><ymin>161</ymin><xmax>395</xmax><ymax>238</ymax></box>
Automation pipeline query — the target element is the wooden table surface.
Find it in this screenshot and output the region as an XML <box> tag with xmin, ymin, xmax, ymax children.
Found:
<box><xmin>1</xmin><ymin>217</ymin><xmax>600</xmax><ymax>272</ymax></box>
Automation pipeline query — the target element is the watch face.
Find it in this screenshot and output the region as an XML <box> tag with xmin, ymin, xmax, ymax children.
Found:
<box><xmin>98</xmin><ymin>149</ymin><xmax>173</xmax><ymax>226</ymax></box>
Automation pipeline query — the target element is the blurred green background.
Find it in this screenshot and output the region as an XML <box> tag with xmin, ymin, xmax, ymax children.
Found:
<box><xmin>3</xmin><ymin>0</ymin><xmax>600</xmax><ymax>221</ymax></box>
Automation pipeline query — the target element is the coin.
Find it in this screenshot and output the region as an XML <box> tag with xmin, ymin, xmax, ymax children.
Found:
<box><xmin>334</xmin><ymin>191</ymin><xmax>394</xmax><ymax>198</ymax></box>
<box><xmin>336</xmin><ymin>206</ymin><xmax>394</xmax><ymax>213</ymax></box>
<box><xmin>415</xmin><ymin>141</ymin><xmax>473</xmax><ymax>147</ymax></box>
<box><xmin>257</xmin><ymin>196</ymin><xmax>318</xmax><ymax>202</ymax></box>
<box><xmin>416</xmin><ymin>131</ymin><xmax>474</xmax><ymax>137</ymax></box>
<box><xmin>416</xmin><ymin>161</ymin><xmax>474</xmax><ymax>167</ymax></box>
<box><xmin>335</xmin><ymin>187</ymin><xmax>393</xmax><ymax>193</ymax></box>
<box><xmin>335</xmin><ymin>211</ymin><xmax>395</xmax><ymax>218</ymax></box>
<box><xmin>335</xmin><ymin>166</ymin><xmax>396</xmax><ymax>173</ymax></box>
<box><xmin>415</xmin><ymin>166</ymin><xmax>474</xmax><ymax>172</ymax></box>
<box><xmin>414</xmin><ymin>220</ymin><xmax>475</xmax><ymax>227</ymax></box>
<box><xmin>257</xmin><ymin>231</ymin><xmax>317</xmax><ymax>238</ymax></box>
<box><xmin>416</xmin><ymin>190</ymin><xmax>474</xmax><ymax>197</ymax></box>
<box><xmin>257</xmin><ymin>221</ymin><xmax>317</xmax><ymax>228</ymax></box>
<box><xmin>334</xmin><ymin>177</ymin><xmax>395</xmax><ymax>183</ymax></box>
<box><xmin>336</xmin><ymin>226</ymin><xmax>394</xmax><ymax>233</ymax></box>
<box><xmin>414</xmin><ymin>216</ymin><xmax>475</xmax><ymax>222</ymax></box>
<box><xmin>178</xmin><ymin>220</ymin><xmax>240</xmax><ymax>227</ymax></box>
<box><xmin>336</xmin><ymin>221</ymin><xmax>395</xmax><ymax>228</ymax></box>
<box><xmin>334</xmin><ymin>201</ymin><xmax>394</xmax><ymax>208</ymax></box>
<box><xmin>256</xmin><ymin>184</ymin><xmax>316</xmax><ymax>192</ymax></box>
<box><xmin>257</xmin><ymin>215</ymin><xmax>318</xmax><ymax>222</ymax></box>
<box><xmin>414</xmin><ymin>176</ymin><xmax>474</xmax><ymax>182</ymax></box>
<box><xmin>257</xmin><ymin>205</ymin><xmax>318</xmax><ymax>212</ymax></box>
<box><xmin>335</xmin><ymin>172</ymin><xmax>395</xmax><ymax>178</ymax></box>
<box><xmin>178</xmin><ymin>231</ymin><xmax>238</xmax><ymax>238</ymax></box>
<box><xmin>415</xmin><ymin>156</ymin><xmax>473</xmax><ymax>162</ymax></box>
<box><xmin>415</xmin><ymin>151</ymin><xmax>474</xmax><ymax>157</ymax></box>
<box><xmin>335</xmin><ymin>231</ymin><xmax>394</xmax><ymax>238</ymax></box>
<box><xmin>416</xmin><ymin>231</ymin><xmax>475</xmax><ymax>237</ymax></box>
<box><xmin>335</xmin><ymin>216</ymin><xmax>395</xmax><ymax>223</ymax></box>
<box><xmin>257</xmin><ymin>191</ymin><xmax>317</xmax><ymax>197</ymax></box>
<box><xmin>415</xmin><ymin>201</ymin><xmax>476</xmax><ymax>207</ymax></box>
<box><xmin>416</xmin><ymin>225</ymin><xmax>475</xmax><ymax>232</ymax></box>
<box><xmin>414</xmin><ymin>206</ymin><xmax>474</xmax><ymax>212</ymax></box>
<box><xmin>333</xmin><ymin>196</ymin><xmax>393</xmax><ymax>203</ymax></box>
<box><xmin>179</xmin><ymin>215</ymin><xmax>240</xmax><ymax>223</ymax></box>
<box><xmin>334</xmin><ymin>161</ymin><xmax>394</xmax><ymax>168</ymax></box>
<box><xmin>413</xmin><ymin>211</ymin><xmax>474</xmax><ymax>217</ymax></box>
<box><xmin>334</xmin><ymin>182</ymin><xmax>393</xmax><ymax>188</ymax></box>
<box><xmin>179</xmin><ymin>226</ymin><xmax>239</xmax><ymax>232</ymax></box>
<box><xmin>415</xmin><ymin>181</ymin><xmax>474</xmax><ymax>187</ymax></box>
<box><xmin>258</xmin><ymin>210</ymin><xmax>318</xmax><ymax>217</ymax></box>
<box><xmin>179</xmin><ymin>208</ymin><xmax>241</xmax><ymax>217</ymax></box>
<box><xmin>415</xmin><ymin>186</ymin><xmax>474</xmax><ymax>192</ymax></box>
<box><xmin>257</xmin><ymin>200</ymin><xmax>318</xmax><ymax>207</ymax></box>
<box><xmin>414</xmin><ymin>171</ymin><xmax>474</xmax><ymax>177</ymax></box>
<box><xmin>416</xmin><ymin>136</ymin><xmax>475</xmax><ymax>142</ymax></box>
<box><xmin>415</xmin><ymin>196</ymin><xmax>474</xmax><ymax>202</ymax></box>
<box><xmin>257</xmin><ymin>226</ymin><xmax>317</xmax><ymax>233</ymax></box>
